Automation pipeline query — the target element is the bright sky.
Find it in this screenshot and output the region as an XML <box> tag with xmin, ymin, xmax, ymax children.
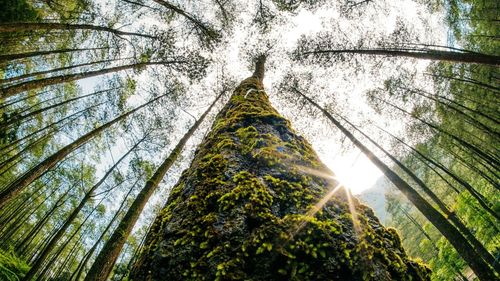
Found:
<box><xmin>80</xmin><ymin>0</ymin><xmax>448</xmax><ymax>222</ymax></box>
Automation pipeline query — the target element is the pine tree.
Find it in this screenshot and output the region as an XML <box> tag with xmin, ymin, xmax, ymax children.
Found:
<box><xmin>129</xmin><ymin>57</ymin><xmax>431</xmax><ymax>280</ymax></box>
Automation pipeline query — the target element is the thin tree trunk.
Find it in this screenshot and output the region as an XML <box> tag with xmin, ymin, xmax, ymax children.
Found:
<box><xmin>0</xmin><ymin>102</ymin><xmax>105</xmax><ymax>154</ymax></box>
<box><xmin>0</xmin><ymin>47</ymin><xmax>108</xmax><ymax>63</ymax></box>
<box><xmin>16</xmin><ymin>186</ymin><xmax>72</xmax><ymax>255</ymax></box>
<box><xmin>0</xmin><ymin>93</ymin><xmax>167</xmax><ymax>209</ymax></box>
<box><xmin>152</xmin><ymin>0</ymin><xmax>218</xmax><ymax>41</ymax></box>
<box><xmin>0</xmin><ymin>134</ymin><xmax>51</xmax><ymax>172</ymax></box>
<box><xmin>0</xmin><ymin>89</ymin><xmax>107</xmax><ymax>130</ymax></box>
<box><xmin>14</xmin><ymin>95</ymin><xmax>60</xmax><ymax>116</ymax></box>
<box><xmin>31</xmin><ymin>197</ymin><xmax>106</xmax><ymax>281</ymax></box>
<box><xmin>0</xmin><ymin>22</ymin><xmax>157</xmax><ymax>39</ymax></box>
<box><xmin>70</xmin><ymin>178</ymin><xmax>138</xmax><ymax>281</ymax></box>
<box><xmin>0</xmin><ymin>178</ymin><xmax>56</xmax><ymax>243</ymax></box>
<box><xmin>398</xmin><ymin>205</ymin><xmax>438</xmax><ymax>252</ymax></box>
<box><xmin>376</xmin><ymin>97</ymin><xmax>500</xmax><ymax>173</ymax></box>
<box><xmin>84</xmin><ymin>89</ymin><xmax>224</xmax><ymax>281</ymax></box>
<box><xmin>428</xmin><ymin>73</ymin><xmax>500</xmax><ymax>92</ymax></box>
<box><xmin>21</xmin><ymin>139</ymin><xmax>144</xmax><ymax>280</ymax></box>
<box><xmin>0</xmin><ymin>60</ymin><xmax>185</xmax><ymax>99</ymax></box>
<box><xmin>301</xmin><ymin>48</ymin><xmax>500</xmax><ymax>66</ymax></box>
<box><xmin>0</xmin><ymin>59</ymin><xmax>128</xmax><ymax>84</ymax></box>
<box><xmin>375</xmin><ymin>124</ymin><xmax>499</xmax><ymax>220</ymax></box>
<box><xmin>398</xmin><ymin>86</ymin><xmax>500</xmax><ymax>142</ymax></box>
<box><xmin>328</xmin><ymin>111</ymin><xmax>498</xmax><ymax>270</ymax></box>
<box><xmin>295</xmin><ymin>89</ymin><xmax>498</xmax><ymax>281</ymax></box>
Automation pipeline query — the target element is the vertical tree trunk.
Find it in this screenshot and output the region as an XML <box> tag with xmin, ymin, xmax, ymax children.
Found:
<box><xmin>301</xmin><ymin>48</ymin><xmax>500</xmax><ymax>66</ymax></box>
<box><xmin>21</xmin><ymin>139</ymin><xmax>143</xmax><ymax>281</ymax></box>
<box><xmin>0</xmin><ymin>22</ymin><xmax>157</xmax><ymax>39</ymax></box>
<box><xmin>0</xmin><ymin>59</ymin><xmax>128</xmax><ymax>84</ymax></box>
<box><xmin>296</xmin><ymin>90</ymin><xmax>499</xmax><ymax>281</ymax></box>
<box><xmin>71</xmin><ymin>179</ymin><xmax>137</xmax><ymax>281</ymax></box>
<box><xmin>84</xmin><ymin>90</ymin><xmax>225</xmax><ymax>281</ymax></box>
<box><xmin>130</xmin><ymin>58</ymin><xmax>430</xmax><ymax>280</ymax></box>
<box><xmin>0</xmin><ymin>61</ymin><xmax>184</xmax><ymax>99</ymax></box>
<box><xmin>0</xmin><ymin>89</ymin><xmax>107</xmax><ymax>130</ymax></box>
<box><xmin>0</xmin><ymin>47</ymin><xmax>109</xmax><ymax>62</ymax></box>
<box><xmin>0</xmin><ymin>94</ymin><xmax>166</xmax><ymax>209</ymax></box>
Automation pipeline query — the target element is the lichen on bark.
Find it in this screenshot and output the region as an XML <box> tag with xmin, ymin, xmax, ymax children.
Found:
<box><xmin>130</xmin><ymin>71</ymin><xmax>430</xmax><ymax>280</ymax></box>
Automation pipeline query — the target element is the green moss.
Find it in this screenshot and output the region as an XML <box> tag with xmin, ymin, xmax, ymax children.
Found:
<box><xmin>131</xmin><ymin>77</ymin><xmax>430</xmax><ymax>281</ymax></box>
<box><xmin>218</xmin><ymin>171</ymin><xmax>272</xmax><ymax>213</ymax></box>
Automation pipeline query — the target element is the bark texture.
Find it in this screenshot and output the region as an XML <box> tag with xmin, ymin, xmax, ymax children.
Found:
<box><xmin>130</xmin><ymin>69</ymin><xmax>430</xmax><ymax>280</ymax></box>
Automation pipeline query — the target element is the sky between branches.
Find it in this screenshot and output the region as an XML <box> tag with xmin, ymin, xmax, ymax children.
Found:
<box><xmin>79</xmin><ymin>0</ymin><xmax>449</xmax><ymax>201</ymax></box>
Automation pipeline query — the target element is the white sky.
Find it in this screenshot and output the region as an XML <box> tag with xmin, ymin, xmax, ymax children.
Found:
<box><xmin>70</xmin><ymin>0</ymin><xmax>450</xmax><ymax>241</ymax></box>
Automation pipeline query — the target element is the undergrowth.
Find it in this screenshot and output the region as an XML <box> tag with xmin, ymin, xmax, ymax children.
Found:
<box><xmin>0</xmin><ymin>248</ymin><xmax>30</xmax><ymax>281</ymax></box>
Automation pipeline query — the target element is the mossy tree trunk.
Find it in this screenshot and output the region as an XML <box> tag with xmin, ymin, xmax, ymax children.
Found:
<box><xmin>130</xmin><ymin>57</ymin><xmax>430</xmax><ymax>281</ymax></box>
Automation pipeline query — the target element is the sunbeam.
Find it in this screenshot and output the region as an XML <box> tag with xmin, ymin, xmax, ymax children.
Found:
<box><xmin>290</xmin><ymin>163</ymin><xmax>362</xmax><ymax>238</ymax></box>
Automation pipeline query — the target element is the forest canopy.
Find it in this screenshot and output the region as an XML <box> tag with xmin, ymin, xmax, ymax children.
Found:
<box><xmin>0</xmin><ymin>0</ymin><xmax>498</xmax><ymax>280</ymax></box>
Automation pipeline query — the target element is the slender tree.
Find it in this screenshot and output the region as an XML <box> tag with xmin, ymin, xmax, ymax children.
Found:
<box><xmin>0</xmin><ymin>22</ymin><xmax>157</xmax><ymax>39</ymax></box>
<box><xmin>84</xmin><ymin>88</ymin><xmax>225</xmax><ymax>281</ymax></box>
<box><xmin>0</xmin><ymin>60</ymin><xmax>185</xmax><ymax>99</ymax></box>
<box><xmin>300</xmin><ymin>48</ymin><xmax>500</xmax><ymax>66</ymax></box>
<box><xmin>21</xmin><ymin>137</ymin><xmax>144</xmax><ymax>280</ymax></box>
<box><xmin>0</xmin><ymin>47</ymin><xmax>108</xmax><ymax>63</ymax></box>
<box><xmin>0</xmin><ymin>89</ymin><xmax>108</xmax><ymax>130</ymax></box>
<box><xmin>0</xmin><ymin>93</ymin><xmax>167</xmax><ymax>209</ymax></box>
<box><xmin>294</xmin><ymin>87</ymin><xmax>498</xmax><ymax>280</ymax></box>
<box><xmin>0</xmin><ymin>58</ymin><xmax>129</xmax><ymax>84</ymax></box>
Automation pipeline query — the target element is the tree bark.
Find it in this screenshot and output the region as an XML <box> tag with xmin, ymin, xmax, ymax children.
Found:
<box><xmin>84</xmin><ymin>90</ymin><xmax>225</xmax><ymax>281</ymax></box>
<box><xmin>130</xmin><ymin>60</ymin><xmax>431</xmax><ymax>280</ymax></box>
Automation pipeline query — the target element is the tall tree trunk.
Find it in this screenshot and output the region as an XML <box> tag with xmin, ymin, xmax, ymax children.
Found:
<box><xmin>325</xmin><ymin>110</ymin><xmax>498</xmax><ymax>270</ymax></box>
<box><xmin>21</xmin><ymin>139</ymin><xmax>143</xmax><ymax>281</ymax></box>
<box><xmin>376</xmin><ymin>97</ymin><xmax>500</xmax><ymax>178</ymax></box>
<box><xmin>16</xmin><ymin>186</ymin><xmax>72</xmax><ymax>254</ymax></box>
<box><xmin>0</xmin><ymin>89</ymin><xmax>107</xmax><ymax>130</ymax></box>
<box><xmin>0</xmin><ymin>59</ymin><xmax>127</xmax><ymax>84</ymax></box>
<box><xmin>0</xmin><ymin>60</ymin><xmax>185</xmax><ymax>99</ymax></box>
<box><xmin>0</xmin><ymin>47</ymin><xmax>108</xmax><ymax>63</ymax></box>
<box><xmin>0</xmin><ymin>93</ymin><xmax>167</xmax><ymax>209</ymax></box>
<box><xmin>32</xmin><ymin>196</ymin><xmax>105</xmax><ymax>281</ymax></box>
<box><xmin>301</xmin><ymin>48</ymin><xmax>500</xmax><ymax>66</ymax></box>
<box><xmin>0</xmin><ymin>102</ymin><xmax>104</xmax><ymax>154</ymax></box>
<box><xmin>295</xmin><ymin>89</ymin><xmax>499</xmax><ymax>281</ymax></box>
<box><xmin>70</xmin><ymin>181</ymin><xmax>137</xmax><ymax>281</ymax></box>
<box><xmin>0</xmin><ymin>22</ymin><xmax>157</xmax><ymax>39</ymax></box>
<box><xmin>129</xmin><ymin>57</ymin><xmax>430</xmax><ymax>281</ymax></box>
<box><xmin>84</xmin><ymin>89</ymin><xmax>225</xmax><ymax>281</ymax></box>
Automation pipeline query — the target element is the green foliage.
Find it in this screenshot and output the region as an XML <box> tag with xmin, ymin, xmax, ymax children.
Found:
<box><xmin>0</xmin><ymin>0</ymin><xmax>39</xmax><ymax>23</ymax></box>
<box><xmin>0</xmin><ymin>248</ymin><xmax>30</xmax><ymax>281</ymax></box>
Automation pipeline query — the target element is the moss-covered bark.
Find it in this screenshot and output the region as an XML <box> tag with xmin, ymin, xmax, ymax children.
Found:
<box><xmin>130</xmin><ymin>71</ymin><xmax>430</xmax><ymax>280</ymax></box>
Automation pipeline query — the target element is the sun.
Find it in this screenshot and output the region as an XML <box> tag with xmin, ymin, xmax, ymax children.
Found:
<box><xmin>323</xmin><ymin>151</ymin><xmax>383</xmax><ymax>195</ymax></box>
